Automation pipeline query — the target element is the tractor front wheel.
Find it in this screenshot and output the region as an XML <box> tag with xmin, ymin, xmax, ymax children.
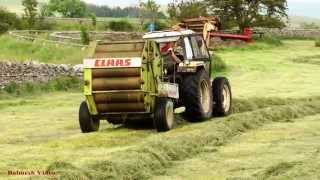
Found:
<box><xmin>212</xmin><ymin>77</ymin><xmax>232</xmax><ymax>116</ymax></box>
<box><xmin>79</xmin><ymin>101</ymin><xmax>100</xmax><ymax>133</ymax></box>
<box><xmin>154</xmin><ymin>98</ymin><xmax>174</xmax><ymax>132</ymax></box>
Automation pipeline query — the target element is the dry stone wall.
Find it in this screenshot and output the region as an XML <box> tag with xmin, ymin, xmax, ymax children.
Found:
<box><xmin>256</xmin><ymin>28</ymin><xmax>320</xmax><ymax>39</ymax></box>
<box><xmin>0</xmin><ymin>61</ymin><xmax>83</xmax><ymax>88</ymax></box>
<box><xmin>50</xmin><ymin>32</ymin><xmax>144</xmax><ymax>44</ymax></box>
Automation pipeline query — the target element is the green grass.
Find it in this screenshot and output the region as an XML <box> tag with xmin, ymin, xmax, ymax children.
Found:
<box><xmin>315</xmin><ymin>39</ymin><xmax>320</xmax><ymax>47</ymax></box>
<box><xmin>258</xmin><ymin>36</ymin><xmax>284</xmax><ymax>46</ymax></box>
<box><xmin>154</xmin><ymin>114</ymin><xmax>320</xmax><ymax>180</ymax></box>
<box><xmin>216</xmin><ymin>40</ymin><xmax>320</xmax><ymax>98</ymax></box>
<box><xmin>0</xmin><ymin>40</ymin><xmax>320</xmax><ymax>179</ymax></box>
<box><xmin>0</xmin><ymin>76</ymin><xmax>81</xmax><ymax>99</ymax></box>
<box><xmin>212</xmin><ymin>54</ymin><xmax>227</xmax><ymax>73</ymax></box>
<box><xmin>46</xmin><ymin>100</ymin><xmax>320</xmax><ymax>180</ymax></box>
<box><xmin>291</xmin><ymin>54</ymin><xmax>320</xmax><ymax>65</ymax></box>
<box><xmin>0</xmin><ymin>35</ymin><xmax>87</xmax><ymax>64</ymax></box>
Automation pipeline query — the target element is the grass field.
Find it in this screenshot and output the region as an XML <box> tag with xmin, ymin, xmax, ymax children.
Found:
<box><xmin>0</xmin><ymin>40</ymin><xmax>320</xmax><ymax>179</ymax></box>
<box><xmin>0</xmin><ymin>35</ymin><xmax>86</xmax><ymax>64</ymax></box>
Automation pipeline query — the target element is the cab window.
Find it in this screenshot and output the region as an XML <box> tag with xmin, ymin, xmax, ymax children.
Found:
<box><xmin>190</xmin><ymin>36</ymin><xmax>209</xmax><ymax>59</ymax></box>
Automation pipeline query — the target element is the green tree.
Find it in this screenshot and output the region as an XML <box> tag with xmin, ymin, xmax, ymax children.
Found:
<box><xmin>22</xmin><ymin>0</ymin><xmax>38</xmax><ymax>28</ymax></box>
<box><xmin>39</xmin><ymin>3</ymin><xmax>53</xmax><ymax>17</ymax></box>
<box><xmin>168</xmin><ymin>0</ymin><xmax>207</xmax><ymax>21</ymax></box>
<box><xmin>0</xmin><ymin>22</ymin><xmax>9</xmax><ymax>34</ymax></box>
<box><xmin>89</xmin><ymin>13</ymin><xmax>96</xmax><ymax>27</ymax></box>
<box><xmin>0</xmin><ymin>8</ymin><xmax>23</xmax><ymax>32</ymax></box>
<box><xmin>140</xmin><ymin>0</ymin><xmax>160</xmax><ymax>24</ymax></box>
<box><xmin>206</xmin><ymin>0</ymin><xmax>288</xmax><ymax>30</ymax></box>
<box><xmin>109</xmin><ymin>20</ymin><xmax>134</xmax><ymax>32</ymax></box>
<box><xmin>47</xmin><ymin>0</ymin><xmax>87</xmax><ymax>18</ymax></box>
<box><xmin>80</xmin><ymin>26</ymin><xmax>90</xmax><ymax>45</ymax></box>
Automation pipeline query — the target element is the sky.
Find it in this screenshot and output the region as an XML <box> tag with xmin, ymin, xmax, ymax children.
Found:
<box><xmin>287</xmin><ymin>0</ymin><xmax>320</xmax><ymax>18</ymax></box>
<box><xmin>83</xmin><ymin>0</ymin><xmax>320</xmax><ymax>18</ymax></box>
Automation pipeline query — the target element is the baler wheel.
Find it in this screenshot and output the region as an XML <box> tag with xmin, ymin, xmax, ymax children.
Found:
<box><xmin>154</xmin><ymin>98</ymin><xmax>174</xmax><ymax>132</ymax></box>
<box><xmin>79</xmin><ymin>101</ymin><xmax>100</xmax><ymax>133</ymax></box>
<box><xmin>212</xmin><ymin>77</ymin><xmax>232</xmax><ymax>116</ymax></box>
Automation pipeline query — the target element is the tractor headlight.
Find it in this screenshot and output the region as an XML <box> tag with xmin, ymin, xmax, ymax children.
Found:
<box><xmin>164</xmin><ymin>69</ymin><xmax>168</xmax><ymax>75</ymax></box>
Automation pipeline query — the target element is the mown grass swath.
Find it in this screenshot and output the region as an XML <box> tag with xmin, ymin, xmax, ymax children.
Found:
<box><xmin>212</xmin><ymin>54</ymin><xmax>227</xmax><ymax>73</ymax></box>
<box><xmin>46</xmin><ymin>97</ymin><xmax>320</xmax><ymax>180</ymax></box>
<box><xmin>290</xmin><ymin>55</ymin><xmax>320</xmax><ymax>65</ymax></box>
<box><xmin>0</xmin><ymin>38</ymin><xmax>318</xmax><ymax>179</ymax></box>
<box><xmin>258</xmin><ymin>36</ymin><xmax>283</xmax><ymax>46</ymax></box>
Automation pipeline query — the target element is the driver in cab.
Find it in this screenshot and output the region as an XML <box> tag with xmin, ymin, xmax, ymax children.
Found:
<box><xmin>160</xmin><ymin>41</ymin><xmax>183</xmax><ymax>74</ymax></box>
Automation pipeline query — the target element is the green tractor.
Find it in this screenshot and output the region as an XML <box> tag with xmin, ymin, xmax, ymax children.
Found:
<box><xmin>79</xmin><ymin>30</ymin><xmax>232</xmax><ymax>132</ymax></box>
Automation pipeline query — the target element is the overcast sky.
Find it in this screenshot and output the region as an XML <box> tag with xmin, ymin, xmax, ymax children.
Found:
<box><xmin>288</xmin><ymin>0</ymin><xmax>320</xmax><ymax>18</ymax></box>
<box><xmin>83</xmin><ymin>0</ymin><xmax>320</xmax><ymax>18</ymax></box>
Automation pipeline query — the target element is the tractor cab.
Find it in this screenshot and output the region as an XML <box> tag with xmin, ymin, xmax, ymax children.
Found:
<box><xmin>143</xmin><ymin>30</ymin><xmax>211</xmax><ymax>78</ymax></box>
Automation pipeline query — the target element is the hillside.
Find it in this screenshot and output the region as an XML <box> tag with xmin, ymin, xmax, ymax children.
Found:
<box><xmin>289</xmin><ymin>16</ymin><xmax>320</xmax><ymax>28</ymax></box>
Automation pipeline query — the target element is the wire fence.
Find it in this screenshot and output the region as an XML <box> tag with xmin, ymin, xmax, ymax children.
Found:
<box><xmin>8</xmin><ymin>30</ymin><xmax>89</xmax><ymax>48</ymax></box>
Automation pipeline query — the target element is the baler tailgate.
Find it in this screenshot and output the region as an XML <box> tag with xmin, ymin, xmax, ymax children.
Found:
<box><xmin>84</xmin><ymin>40</ymin><xmax>148</xmax><ymax>114</ymax></box>
<box><xmin>91</xmin><ymin>67</ymin><xmax>146</xmax><ymax>113</ymax></box>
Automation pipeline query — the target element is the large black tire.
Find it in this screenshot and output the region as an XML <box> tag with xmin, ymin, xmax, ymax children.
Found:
<box><xmin>212</xmin><ymin>77</ymin><xmax>232</xmax><ymax>116</ymax></box>
<box><xmin>154</xmin><ymin>98</ymin><xmax>174</xmax><ymax>132</ymax></box>
<box><xmin>182</xmin><ymin>69</ymin><xmax>213</xmax><ymax>122</ymax></box>
<box><xmin>79</xmin><ymin>101</ymin><xmax>100</xmax><ymax>133</ymax></box>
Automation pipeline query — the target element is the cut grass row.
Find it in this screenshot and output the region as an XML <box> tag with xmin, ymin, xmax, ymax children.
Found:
<box><xmin>0</xmin><ymin>94</ymin><xmax>318</xmax><ymax>179</ymax></box>
<box><xmin>0</xmin><ymin>39</ymin><xmax>319</xmax><ymax>179</ymax></box>
<box><xmin>46</xmin><ymin>98</ymin><xmax>320</xmax><ymax>180</ymax></box>
<box><xmin>153</xmin><ymin>114</ymin><xmax>320</xmax><ymax>179</ymax></box>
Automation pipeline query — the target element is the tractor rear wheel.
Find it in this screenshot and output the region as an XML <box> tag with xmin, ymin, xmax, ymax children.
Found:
<box><xmin>212</xmin><ymin>77</ymin><xmax>232</xmax><ymax>116</ymax></box>
<box><xmin>79</xmin><ymin>101</ymin><xmax>100</xmax><ymax>133</ymax></box>
<box><xmin>154</xmin><ymin>98</ymin><xmax>174</xmax><ymax>132</ymax></box>
<box><xmin>182</xmin><ymin>69</ymin><xmax>213</xmax><ymax>122</ymax></box>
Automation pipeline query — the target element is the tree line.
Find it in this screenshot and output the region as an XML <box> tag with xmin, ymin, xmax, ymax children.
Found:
<box><xmin>1</xmin><ymin>0</ymin><xmax>290</xmax><ymax>33</ymax></box>
<box><xmin>168</xmin><ymin>0</ymin><xmax>288</xmax><ymax>30</ymax></box>
<box><xmin>86</xmin><ymin>4</ymin><xmax>166</xmax><ymax>19</ymax></box>
<box><xmin>39</xmin><ymin>0</ymin><xmax>166</xmax><ymax>19</ymax></box>
<box><xmin>42</xmin><ymin>0</ymin><xmax>290</xmax><ymax>31</ymax></box>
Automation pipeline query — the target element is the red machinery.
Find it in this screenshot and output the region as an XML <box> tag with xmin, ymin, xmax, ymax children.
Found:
<box><xmin>181</xmin><ymin>17</ymin><xmax>254</xmax><ymax>43</ymax></box>
<box><xmin>210</xmin><ymin>28</ymin><xmax>253</xmax><ymax>42</ymax></box>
